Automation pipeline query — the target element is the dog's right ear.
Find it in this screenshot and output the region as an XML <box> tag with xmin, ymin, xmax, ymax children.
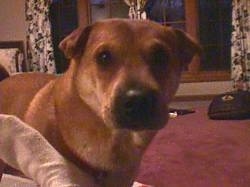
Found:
<box><xmin>59</xmin><ymin>25</ymin><xmax>92</xmax><ymax>59</ymax></box>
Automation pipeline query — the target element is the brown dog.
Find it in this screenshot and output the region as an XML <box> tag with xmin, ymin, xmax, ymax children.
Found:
<box><xmin>0</xmin><ymin>19</ymin><xmax>200</xmax><ymax>186</ymax></box>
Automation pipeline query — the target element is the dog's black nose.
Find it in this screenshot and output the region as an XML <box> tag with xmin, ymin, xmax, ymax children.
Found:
<box><xmin>114</xmin><ymin>87</ymin><xmax>159</xmax><ymax>130</ymax></box>
<box><xmin>124</xmin><ymin>89</ymin><xmax>156</xmax><ymax>120</ymax></box>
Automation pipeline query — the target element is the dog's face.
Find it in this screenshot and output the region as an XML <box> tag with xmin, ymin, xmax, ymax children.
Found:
<box><xmin>60</xmin><ymin>19</ymin><xmax>200</xmax><ymax>131</ymax></box>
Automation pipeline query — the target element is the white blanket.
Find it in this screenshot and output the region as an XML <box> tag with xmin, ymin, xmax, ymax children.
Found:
<box><xmin>0</xmin><ymin>114</ymin><xmax>98</xmax><ymax>187</ymax></box>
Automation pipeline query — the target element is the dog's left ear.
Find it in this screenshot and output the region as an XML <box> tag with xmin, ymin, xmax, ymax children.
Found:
<box><xmin>59</xmin><ymin>26</ymin><xmax>92</xmax><ymax>59</ymax></box>
<box><xmin>173</xmin><ymin>29</ymin><xmax>202</xmax><ymax>68</ymax></box>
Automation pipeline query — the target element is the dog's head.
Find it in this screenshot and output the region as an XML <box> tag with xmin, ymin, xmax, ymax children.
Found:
<box><xmin>60</xmin><ymin>19</ymin><xmax>201</xmax><ymax>131</ymax></box>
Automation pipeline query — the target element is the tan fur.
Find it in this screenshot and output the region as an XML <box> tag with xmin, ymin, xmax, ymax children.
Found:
<box><xmin>0</xmin><ymin>19</ymin><xmax>200</xmax><ymax>187</ymax></box>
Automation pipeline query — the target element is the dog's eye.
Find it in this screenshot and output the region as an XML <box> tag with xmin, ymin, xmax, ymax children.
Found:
<box><xmin>96</xmin><ymin>51</ymin><xmax>112</xmax><ymax>66</ymax></box>
<box><xmin>149</xmin><ymin>47</ymin><xmax>169</xmax><ymax>77</ymax></box>
<box><xmin>152</xmin><ymin>48</ymin><xmax>168</xmax><ymax>65</ymax></box>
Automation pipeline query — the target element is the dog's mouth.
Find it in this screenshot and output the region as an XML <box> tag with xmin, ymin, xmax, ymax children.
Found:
<box><xmin>111</xmin><ymin>86</ymin><xmax>168</xmax><ymax>131</ymax></box>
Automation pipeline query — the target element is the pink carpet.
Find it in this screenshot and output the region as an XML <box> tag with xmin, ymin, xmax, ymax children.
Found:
<box><xmin>136</xmin><ymin>107</ymin><xmax>250</xmax><ymax>187</ymax></box>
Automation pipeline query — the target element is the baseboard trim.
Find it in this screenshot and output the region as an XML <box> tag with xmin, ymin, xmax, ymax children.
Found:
<box><xmin>174</xmin><ymin>94</ymin><xmax>217</xmax><ymax>101</ymax></box>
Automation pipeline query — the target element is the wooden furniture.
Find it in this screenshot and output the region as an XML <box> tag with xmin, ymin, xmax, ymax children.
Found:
<box><xmin>0</xmin><ymin>41</ymin><xmax>26</xmax><ymax>74</ymax></box>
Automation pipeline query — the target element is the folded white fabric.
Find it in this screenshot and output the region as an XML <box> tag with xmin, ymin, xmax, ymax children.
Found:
<box><xmin>0</xmin><ymin>174</ymin><xmax>37</xmax><ymax>187</ymax></box>
<box><xmin>0</xmin><ymin>114</ymin><xmax>98</xmax><ymax>187</ymax></box>
<box><xmin>132</xmin><ymin>182</ymin><xmax>153</xmax><ymax>187</ymax></box>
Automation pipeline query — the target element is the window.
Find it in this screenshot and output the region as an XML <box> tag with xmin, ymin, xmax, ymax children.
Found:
<box><xmin>199</xmin><ymin>0</ymin><xmax>232</xmax><ymax>71</ymax></box>
<box><xmin>84</xmin><ymin>0</ymin><xmax>232</xmax><ymax>82</ymax></box>
<box><xmin>50</xmin><ymin>0</ymin><xmax>78</xmax><ymax>73</ymax></box>
<box><xmin>90</xmin><ymin>0</ymin><xmax>129</xmax><ymax>22</ymax></box>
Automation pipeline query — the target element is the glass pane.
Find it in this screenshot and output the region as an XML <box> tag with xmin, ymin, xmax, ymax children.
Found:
<box><xmin>199</xmin><ymin>21</ymin><xmax>220</xmax><ymax>45</ymax></box>
<box><xmin>110</xmin><ymin>1</ymin><xmax>129</xmax><ymax>18</ymax></box>
<box><xmin>91</xmin><ymin>0</ymin><xmax>129</xmax><ymax>22</ymax></box>
<box><xmin>169</xmin><ymin>23</ymin><xmax>185</xmax><ymax>30</ymax></box>
<box><xmin>199</xmin><ymin>0</ymin><xmax>219</xmax><ymax>21</ymax></box>
<box><xmin>50</xmin><ymin>0</ymin><xmax>78</xmax><ymax>73</ymax></box>
<box><xmin>220</xmin><ymin>0</ymin><xmax>233</xmax><ymax>21</ymax></box>
<box><xmin>201</xmin><ymin>46</ymin><xmax>220</xmax><ymax>71</ymax></box>
<box><xmin>91</xmin><ymin>1</ymin><xmax>108</xmax><ymax>22</ymax></box>
<box><xmin>145</xmin><ymin>0</ymin><xmax>185</xmax><ymax>25</ymax></box>
<box><xmin>199</xmin><ymin>0</ymin><xmax>232</xmax><ymax>71</ymax></box>
<box><xmin>221</xmin><ymin>44</ymin><xmax>231</xmax><ymax>70</ymax></box>
<box><xmin>222</xmin><ymin>21</ymin><xmax>232</xmax><ymax>46</ymax></box>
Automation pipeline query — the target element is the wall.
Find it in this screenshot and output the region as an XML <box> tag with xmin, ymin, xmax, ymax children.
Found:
<box><xmin>0</xmin><ymin>0</ymin><xmax>26</xmax><ymax>42</ymax></box>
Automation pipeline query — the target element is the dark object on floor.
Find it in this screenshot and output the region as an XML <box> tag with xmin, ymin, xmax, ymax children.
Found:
<box><xmin>208</xmin><ymin>90</ymin><xmax>250</xmax><ymax>120</ymax></box>
<box><xmin>169</xmin><ymin>108</ymin><xmax>195</xmax><ymax>115</ymax></box>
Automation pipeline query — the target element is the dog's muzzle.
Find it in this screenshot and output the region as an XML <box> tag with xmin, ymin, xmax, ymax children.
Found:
<box><xmin>113</xmin><ymin>85</ymin><xmax>167</xmax><ymax>130</ymax></box>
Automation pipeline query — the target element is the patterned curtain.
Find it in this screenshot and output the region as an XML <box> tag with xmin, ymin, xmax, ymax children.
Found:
<box><xmin>25</xmin><ymin>0</ymin><xmax>56</xmax><ymax>73</ymax></box>
<box><xmin>124</xmin><ymin>0</ymin><xmax>147</xmax><ymax>19</ymax></box>
<box><xmin>231</xmin><ymin>0</ymin><xmax>250</xmax><ymax>91</ymax></box>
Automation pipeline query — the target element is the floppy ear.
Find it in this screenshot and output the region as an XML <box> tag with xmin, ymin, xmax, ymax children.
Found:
<box><xmin>173</xmin><ymin>29</ymin><xmax>202</xmax><ymax>68</ymax></box>
<box><xmin>59</xmin><ymin>25</ymin><xmax>92</xmax><ymax>59</ymax></box>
